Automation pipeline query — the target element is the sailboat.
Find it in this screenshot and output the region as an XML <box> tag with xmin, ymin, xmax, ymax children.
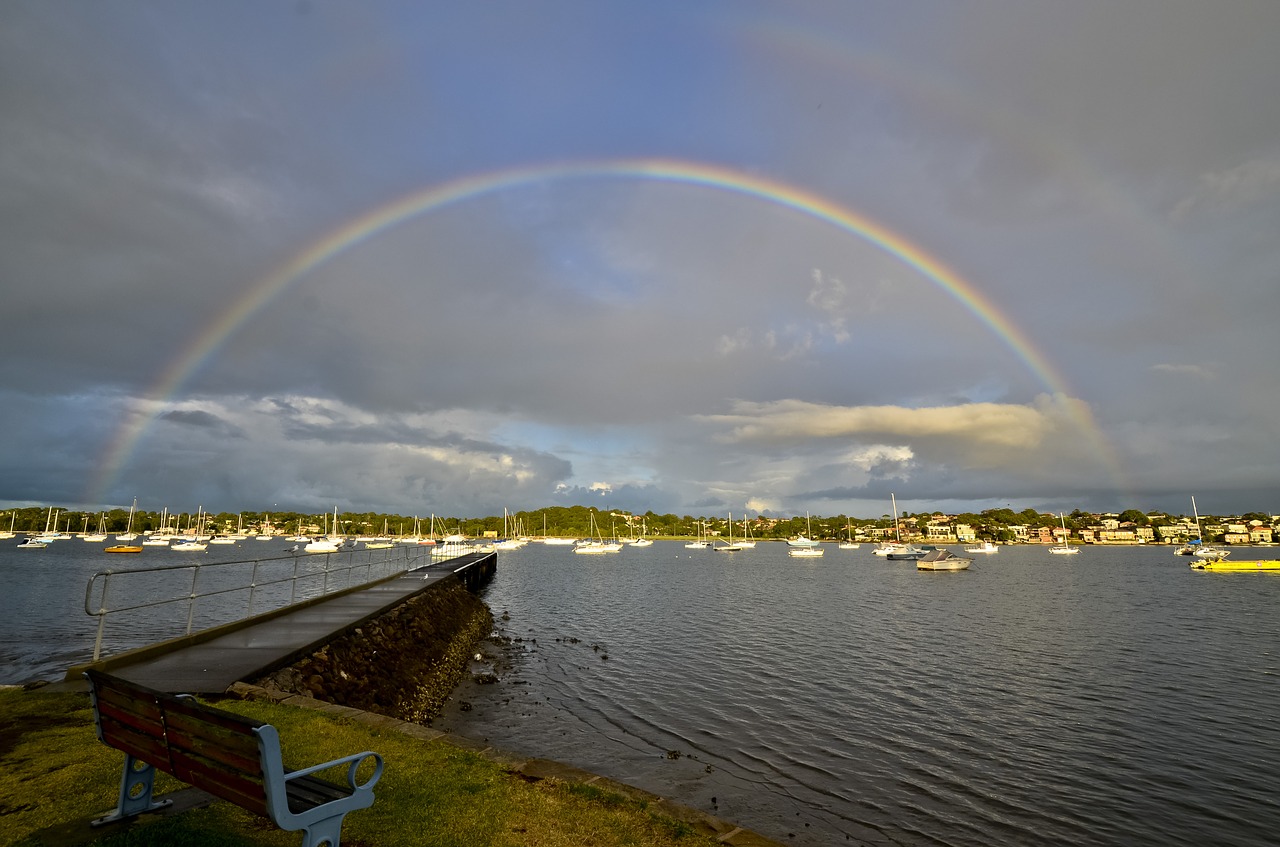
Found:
<box><xmin>82</xmin><ymin>512</ymin><xmax>108</xmax><ymax>542</ymax></box>
<box><xmin>714</xmin><ymin>512</ymin><xmax>743</xmax><ymax>552</ymax></box>
<box><xmin>1186</xmin><ymin>496</ymin><xmax>1228</xmax><ymax>562</ymax></box>
<box><xmin>494</xmin><ymin>509</ymin><xmax>527</xmax><ymax>550</ymax></box>
<box><xmin>684</xmin><ymin>520</ymin><xmax>710</xmax><ymax>549</ymax></box>
<box><xmin>114</xmin><ymin>498</ymin><xmax>139</xmax><ymax>541</ymax></box>
<box><xmin>874</xmin><ymin>494</ymin><xmax>909</xmax><ymax>556</ymax></box>
<box><xmin>574</xmin><ymin>510</ymin><xmax>622</xmax><ymax>554</ymax></box>
<box><xmin>630</xmin><ymin>516</ymin><xmax>654</xmax><ymax>547</ymax></box>
<box><xmin>106</xmin><ymin>499</ymin><xmax>143</xmax><ymax>552</ymax></box>
<box><xmin>0</xmin><ymin>512</ymin><xmax>14</xmax><ymax>540</ymax></box>
<box><xmin>787</xmin><ymin>511</ymin><xmax>820</xmax><ymax>548</ymax></box>
<box><xmin>1048</xmin><ymin>513</ymin><xmax>1080</xmax><ymax>555</ymax></box>
<box><xmin>734</xmin><ymin>516</ymin><xmax>756</xmax><ymax>548</ymax></box>
<box><xmin>789</xmin><ymin>513</ymin><xmax>824</xmax><ymax>557</ymax></box>
<box><xmin>838</xmin><ymin>520</ymin><xmax>860</xmax><ymax>549</ymax></box>
<box><xmin>305</xmin><ymin>509</ymin><xmax>341</xmax><ymax>553</ymax></box>
<box><xmin>143</xmin><ymin>507</ymin><xmax>172</xmax><ymax>545</ymax></box>
<box><xmin>255</xmin><ymin>513</ymin><xmax>274</xmax><ymax>542</ymax></box>
<box><xmin>878</xmin><ymin>494</ymin><xmax>922</xmax><ymax>559</ymax></box>
<box><xmin>172</xmin><ymin>508</ymin><xmax>209</xmax><ymax>551</ymax></box>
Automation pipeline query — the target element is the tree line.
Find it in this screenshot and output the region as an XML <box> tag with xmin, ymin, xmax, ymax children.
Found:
<box><xmin>4</xmin><ymin>504</ymin><xmax>1266</xmax><ymax>541</ymax></box>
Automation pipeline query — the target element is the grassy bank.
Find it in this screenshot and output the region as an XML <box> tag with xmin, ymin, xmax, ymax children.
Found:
<box><xmin>1</xmin><ymin>686</ymin><xmax>758</xmax><ymax>847</ymax></box>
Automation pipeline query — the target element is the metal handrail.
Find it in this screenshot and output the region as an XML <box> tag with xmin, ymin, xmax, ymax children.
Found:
<box><xmin>83</xmin><ymin>544</ymin><xmax>430</xmax><ymax>662</ymax></box>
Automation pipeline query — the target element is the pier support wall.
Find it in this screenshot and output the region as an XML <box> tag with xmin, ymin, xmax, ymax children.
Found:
<box><xmin>252</xmin><ymin>559</ymin><xmax>495</xmax><ymax>724</ymax></box>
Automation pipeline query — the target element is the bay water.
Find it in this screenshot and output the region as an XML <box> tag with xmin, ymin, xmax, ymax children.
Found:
<box><xmin>4</xmin><ymin>539</ymin><xmax>1277</xmax><ymax>845</ymax></box>
<box><xmin>433</xmin><ymin>541</ymin><xmax>1279</xmax><ymax>846</ymax></box>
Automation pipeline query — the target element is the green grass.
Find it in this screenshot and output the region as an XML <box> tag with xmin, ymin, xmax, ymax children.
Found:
<box><xmin>0</xmin><ymin>687</ymin><xmax>729</xmax><ymax>847</ymax></box>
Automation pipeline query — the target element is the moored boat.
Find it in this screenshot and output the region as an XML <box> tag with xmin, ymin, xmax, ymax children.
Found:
<box><xmin>916</xmin><ymin>548</ymin><xmax>971</xmax><ymax>571</ymax></box>
<box><xmin>1190</xmin><ymin>557</ymin><xmax>1280</xmax><ymax>572</ymax></box>
<box><xmin>1048</xmin><ymin>513</ymin><xmax>1079</xmax><ymax>555</ymax></box>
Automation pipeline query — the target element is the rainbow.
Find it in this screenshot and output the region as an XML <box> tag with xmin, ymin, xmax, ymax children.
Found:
<box><xmin>89</xmin><ymin>157</ymin><xmax>1121</xmax><ymax>504</ymax></box>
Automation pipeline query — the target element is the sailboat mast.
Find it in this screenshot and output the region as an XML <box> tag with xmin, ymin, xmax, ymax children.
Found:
<box><xmin>891</xmin><ymin>493</ymin><xmax>901</xmax><ymax>542</ymax></box>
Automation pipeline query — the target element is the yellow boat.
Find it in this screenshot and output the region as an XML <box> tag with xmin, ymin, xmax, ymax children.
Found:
<box><xmin>1190</xmin><ymin>558</ymin><xmax>1280</xmax><ymax>572</ymax></box>
<box><xmin>104</xmin><ymin>544</ymin><xmax>143</xmax><ymax>554</ymax></box>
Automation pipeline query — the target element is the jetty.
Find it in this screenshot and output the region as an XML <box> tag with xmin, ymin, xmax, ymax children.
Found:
<box><xmin>66</xmin><ymin>549</ymin><xmax>496</xmax><ymax>694</ymax></box>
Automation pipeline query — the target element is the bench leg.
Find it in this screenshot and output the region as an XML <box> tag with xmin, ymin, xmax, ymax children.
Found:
<box><xmin>91</xmin><ymin>754</ymin><xmax>173</xmax><ymax>826</ymax></box>
<box><xmin>298</xmin><ymin>812</ymin><xmax>347</xmax><ymax>847</ymax></box>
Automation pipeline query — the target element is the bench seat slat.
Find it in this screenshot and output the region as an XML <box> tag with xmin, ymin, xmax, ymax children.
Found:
<box><xmin>285</xmin><ymin>773</ymin><xmax>352</xmax><ymax>813</ymax></box>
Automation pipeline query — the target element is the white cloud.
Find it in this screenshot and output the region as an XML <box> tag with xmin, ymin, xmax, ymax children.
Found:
<box><xmin>1171</xmin><ymin>155</ymin><xmax>1280</xmax><ymax>220</ymax></box>
<box><xmin>1151</xmin><ymin>363</ymin><xmax>1215</xmax><ymax>380</ymax></box>
<box><xmin>705</xmin><ymin>399</ymin><xmax>1059</xmax><ymax>449</ymax></box>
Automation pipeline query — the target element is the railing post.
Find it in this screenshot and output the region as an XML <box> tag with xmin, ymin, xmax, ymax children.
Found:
<box><xmin>186</xmin><ymin>564</ymin><xmax>201</xmax><ymax>635</ymax></box>
<box><xmin>247</xmin><ymin>559</ymin><xmax>260</xmax><ymax>617</ymax></box>
<box><xmin>323</xmin><ymin>555</ymin><xmax>331</xmax><ymax>594</ymax></box>
<box><xmin>290</xmin><ymin>554</ymin><xmax>299</xmax><ymax>604</ymax></box>
<box><xmin>90</xmin><ymin>572</ymin><xmax>111</xmax><ymax>663</ymax></box>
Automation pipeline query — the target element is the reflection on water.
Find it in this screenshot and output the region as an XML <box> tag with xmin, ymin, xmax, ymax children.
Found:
<box><xmin>432</xmin><ymin>542</ymin><xmax>1280</xmax><ymax>847</ymax></box>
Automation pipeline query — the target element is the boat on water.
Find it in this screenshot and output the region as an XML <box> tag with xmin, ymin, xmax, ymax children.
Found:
<box><xmin>1190</xmin><ymin>557</ymin><xmax>1280</xmax><ymax>572</ymax></box>
<box><xmin>787</xmin><ymin>512</ymin><xmax>821</xmax><ymax>548</ymax></box>
<box><xmin>1183</xmin><ymin>497</ymin><xmax>1230</xmax><ymax>562</ymax></box>
<box><xmin>114</xmin><ymin>498</ymin><xmax>139</xmax><ymax>541</ymax></box>
<box><xmin>714</xmin><ymin>511</ymin><xmax>744</xmax><ymax>552</ymax></box>
<box><xmin>876</xmin><ymin>494</ymin><xmax>919</xmax><ymax>557</ymax></box>
<box><xmin>16</xmin><ymin>536</ymin><xmax>47</xmax><ymax>549</ymax></box>
<box><xmin>574</xmin><ymin>510</ymin><xmax>622</xmax><ymax>554</ymax></box>
<box><xmin>684</xmin><ymin>520</ymin><xmax>710</xmax><ymax>549</ymax></box>
<box><xmin>0</xmin><ymin>512</ymin><xmax>14</xmax><ymax>540</ymax></box>
<box><xmin>964</xmin><ymin>540</ymin><xmax>999</xmax><ymax>554</ymax></box>
<box><xmin>789</xmin><ymin>514</ymin><xmax>824</xmax><ymax>557</ymax></box>
<box><xmin>1048</xmin><ymin>513</ymin><xmax>1080</xmax><ymax>555</ymax></box>
<box><xmin>838</xmin><ymin>520</ymin><xmax>860</xmax><ymax>549</ymax></box>
<box><xmin>886</xmin><ymin>544</ymin><xmax>928</xmax><ymax>560</ymax></box>
<box><xmin>104</xmin><ymin>544</ymin><xmax>142</xmax><ymax>554</ymax></box>
<box><xmin>916</xmin><ymin>548</ymin><xmax>972</xmax><ymax>571</ymax></box>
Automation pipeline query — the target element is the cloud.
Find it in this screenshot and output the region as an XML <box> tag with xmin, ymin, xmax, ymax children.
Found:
<box><xmin>704</xmin><ymin>398</ymin><xmax>1060</xmax><ymax>450</ymax></box>
<box><xmin>1171</xmin><ymin>155</ymin><xmax>1280</xmax><ymax>221</ymax></box>
<box><xmin>1151</xmin><ymin>363</ymin><xmax>1216</xmax><ymax>380</ymax></box>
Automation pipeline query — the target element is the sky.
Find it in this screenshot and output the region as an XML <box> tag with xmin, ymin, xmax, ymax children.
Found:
<box><xmin>3</xmin><ymin>1</ymin><xmax>1280</xmax><ymax>521</ymax></box>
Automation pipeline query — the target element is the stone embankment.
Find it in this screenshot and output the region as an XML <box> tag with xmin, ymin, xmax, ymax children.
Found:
<box><xmin>254</xmin><ymin>577</ymin><xmax>492</xmax><ymax>724</ymax></box>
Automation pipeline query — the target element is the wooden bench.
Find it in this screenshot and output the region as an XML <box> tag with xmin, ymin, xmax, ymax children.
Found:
<box><xmin>85</xmin><ymin>669</ymin><xmax>384</xmax><ymax>847</ymax></box>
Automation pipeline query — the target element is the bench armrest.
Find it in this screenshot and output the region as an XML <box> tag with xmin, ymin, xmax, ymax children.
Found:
<box><xmin>284</xmin><ymin>751</ymin><xmax>384</xmax><ymax>791</ymax></box>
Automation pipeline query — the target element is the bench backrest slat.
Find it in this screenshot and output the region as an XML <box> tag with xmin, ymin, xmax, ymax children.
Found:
<box><xmin>86</xmin><ymin>671</ymin><xmax>169</xmax><ymax>765</ymax></box>
<box><xmin>95</xmin><ymin>710</ymin><xmax>172</xmax><ymax>767</ymax></box>
<box><xmin>168</xmin><ymin>746</ymin><xmax>270</xmax><ymax>813</ymax></box>
<box><xmin>160</xmin><ymin>696</ymin><xmax>269</xmax><ymax>815</ymax></box>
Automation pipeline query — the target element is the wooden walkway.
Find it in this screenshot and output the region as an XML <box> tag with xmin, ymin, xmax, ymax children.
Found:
<box><xmin>65</xmin><ymin>551</ymin><xmax>496</xmax><ymax>694</ymax></box>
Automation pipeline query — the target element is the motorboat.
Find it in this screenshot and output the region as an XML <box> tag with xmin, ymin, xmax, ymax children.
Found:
<box><xmin>16</xmin><ymin>537</ymin><xmax>47</xmax><ymax>549</ymax></box>
<box><xmin>964</xmin><ymin>540</ymin><xmax>999</xmax><ymax>554</ymax></box>
<box><xmin>916</xmin><ymin>549</ymin><xmax>972</xmax><ymax>571</ymax></box>
<box><xmin>787</xmin><ymin>512</ymin><xmax>821</xmax><ymax>548</ymax></box>
<box><xmin>1190</xmin><ymin>557</ymin><xmax>1280</xmax><ymax>572</ymax></box>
